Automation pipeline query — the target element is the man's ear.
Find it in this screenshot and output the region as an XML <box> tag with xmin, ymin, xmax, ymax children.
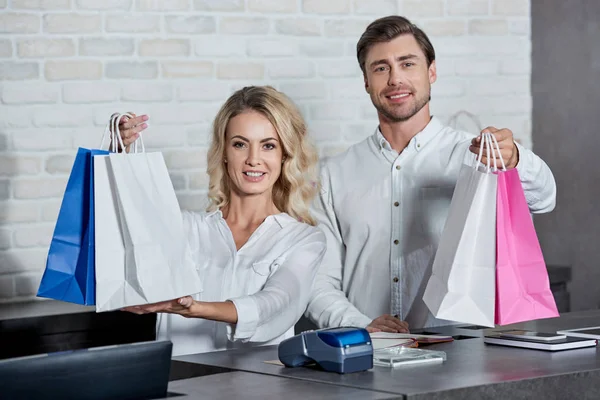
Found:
<box><xmin>428</xmin><ymin>60</ymin><xmax>437</xmax><ymax>84</ymax></box>
<box><xmin>364</xmin><ymin>73</ymin><xmax>370</xmax><ymax>92</ymax></box>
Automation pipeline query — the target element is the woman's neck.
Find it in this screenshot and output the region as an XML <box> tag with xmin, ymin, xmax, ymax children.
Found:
<box><xmin>222</xmin><ymin>192</ymin><xmax>280</xmax><ymax>229</ymax></box>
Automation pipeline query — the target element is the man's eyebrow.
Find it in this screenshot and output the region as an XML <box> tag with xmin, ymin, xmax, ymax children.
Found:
<box><xmin>369</xmin><ymin>54</ymin><xmax>419</xmax><ymax>68</ymax></box>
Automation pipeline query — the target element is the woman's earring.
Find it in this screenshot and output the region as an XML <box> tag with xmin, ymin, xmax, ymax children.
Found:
<box><xmin>224</xmin><ymin>159</ymin><xmax>227</xmax><ymax>163</ymax></box>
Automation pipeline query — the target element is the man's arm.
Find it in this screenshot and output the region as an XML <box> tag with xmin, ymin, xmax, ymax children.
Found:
<box><xmin>305</xmin><ymin>164</ymin><xmax>373</xmax><ymax>329</ymax></box>
<box><xmin>466</xmin><ymin>127</ymin><xmax>556</xmax><ymax>213</ymax></box>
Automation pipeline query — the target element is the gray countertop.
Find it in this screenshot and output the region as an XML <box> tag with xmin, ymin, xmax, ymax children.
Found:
<box><xmin>175</xmin><ymin>310</ymin><xmax>600</xmax><ymax>399</ymax></box>
<box><xmin>0</xmin><ymin>299</ymin><xmax>94</xmax><ymax>321</ymax></box>
<box><xmin>166</xmin><ymin>371</ymin><xmax>400</xmax><ymax>399</ymax></box>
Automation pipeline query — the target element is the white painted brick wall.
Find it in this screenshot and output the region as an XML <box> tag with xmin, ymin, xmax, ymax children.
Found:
<box><xmin>0</xmin><ymin>0</ymin><xmax>532</xmax><ymax>303</ymax></box>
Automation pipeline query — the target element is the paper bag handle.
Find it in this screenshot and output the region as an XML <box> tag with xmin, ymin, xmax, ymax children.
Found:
<box><xmin>100</xmin><ymin>112</ymin><xmax>146</xmax><ymax>153</ymax></box>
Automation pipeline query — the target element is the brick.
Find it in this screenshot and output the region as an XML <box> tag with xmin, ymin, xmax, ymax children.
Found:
<box><xmin>136</xmin><ymin>126</ymin><xmax>187</xmax><ymax>148</ymax></box>
<box><xmin>307</xmin><ymin>122</ymin><xmax>342</xmax><ymax>143</ymax></box>
<box><xmin>248</xmin><ymin>0</ymin><xmax>297</xmax><ymax>13</ymax></box>
<box><xmin>343</xmin><ymin>123</ymin><xmax>374</xmax><ymax>142</ymax></box>
<box><xmin>105</xmin><ymin>14</ymin><xmax>159</xmax><ymax>32</ymax></box>
<box><xmin>275</xmin><ymin>18</ymin><xmax>322</xmax><ymax>36</ymax></box>
<box><xmin>177</xmin><ymin>81</ymin><xmax>231</xmax><ymax>102</ymax></box>
<box><xmin>0</xmin><ymin>228</ymin><xmax>11</xmax><ymax>250</ymax></box>
<box><xmin>80</xmin><ymin>38</ymin><xmax>134</xmax><ymax>56</ymax></box>
<box><xmin>0</xmin><ymin>62</ymin><xmax>38</xmax><ymax>81</ymax></box>
<box><xmin>15</xmin><ymin>273</ymin><xmax>43</xmax><ymax>296</ymax></box>
<box><xmin>280</xmin><ymin>82</ymin><xmax>326</xmax><ymax>100</ymax></box>
<box><xmin>422</xmin><ymin>20</ymin><xmax>466</xmax><ymax>36</ymax></box>
<box><xmin>353</xmin><ymin>0</ymin><xmax>397</xmax><ymax>14</ymax></box>
<box><xmin>329</xmin><ymin>80</ymin><xmax>365</xmax><ymax>99</ymax></box>
<box><xmin>247</xmin><ymin>39</ymin><xmax>297</xmax><ymax>57</ymax></box>
<box><xmin>433</xmin><ymin>37</ymin><xmax>529</xmax><ymax>57</ymax></box>
<box><xmin>493</xmin><ymin>0</ymin><xmax>528</xmax><ymax>16</ymax></box>
<box><xmin>44</xmin><ymin>14</ymin><xmax>101</xmax><ymax>34</ymax></box>
<box><xmin>303</xmin><ymin>0</ymin><xmax>350</xmax><ymax>14</ymax></box>
<box><xmin>401</xmin><ymin>0</ymin><xmax>444</xmax><ymax>17</ymax></box>
<box><xmin>217</xmin><ymin>62</ymin><xmax>264</xmax><ymax>79</ymax></box>
<box><xmin>63</xmin><ymin>82</ymin><xmax>119</xmax><ymax>103</ymax></box>
<box><xmin>13</xmin><ymin>177</ymin><xmax>68</xmax><ymax>199</ymax></box>
<box><xmin>34</xmin><ymin>108</ymin><xmax>93</xmax><ymax>128</ymax></box>
<box><xmin>177</xmin><ymin>193</ymin><xmax>208</xmax><ymax>212</ymax></box>
<box><xmin>165</xmin><ymin>16</ymin><xmax>215</xmax><ymax>33</ymax></box>
<box><xmin>0</xmin><ymin>13</ymin><xmax>40</xmax><ymax>33</ymax></box>
<box><xmin>447</xmin><ymin>0</ymin><xmax>488</xmax><ymax>16</ymax></box>
<box><xmin>193</xmin><ymin>0</ymin><xmax>243</xmax><ymax>11</ymax></box>
<box><xmin>509</xmin><ymin>19</ymin><xmax>529</xmax><ymax>36</ymax></box>
<box><xmin>169</xmin><ymin>173</ymin><xmax>186</xmax><ymax>191</ymax></box>
<box><xmin>45</xmin><ymin>154</ymin><xmax>75</xmax><ymax>174</ymax></box>
<box><xmin>324</xmin><ymin>19</ymin><xmax>370</xmax><ymax>37</ymax></box>
<box><xmin>11</xmin><ymin>129</ymin><xmax>72</xmax><ymax>150</ymax></box>
<box><xmin>0</xmin><ymin>249</ymin><xmax>47</xmax><ymax>274</ymax></box>
<box><xmin>0</xmin><ymin>40</ymin><xmax>11</xmax><ymax>57</ymax></box>
<box><xmin>164</xmin><ymin>149</ymin><xmax>206</xmax><ymax>170</ymax></box>
<box><xmin>41</xmin><ymin>200</ymin><xmax>60</xmax><ymax>222</ymax></box>
<box><xmin>162</xmin><ymin>61</ymin><xmax>213</xmax><ymax>78</ymax></box>
<box><xmin>186</xmin><ymin>124</ymin><xmax>212</xmax><ymax>146</ymax></box>
<box><xmin>139</xmin><ymin>39</ymin><xmax>190</xmax><ymax>57</ymax></box>
<box><xmin>76</xmin><ymin>0</ymin><xmax>132</xmax><ymax>9</ymax></box>
<box><xmin>267</xmin><ymin>60</ymin><xmax>314</xmax><ymax>79</ymax></box>
<box><xmin>318</xmin><ymin>59</ymin><xmax>362</xmax><ymax>78</ymax></box>
<box><xmin>149</xmin><ymin>104</ymin><xmax>220</xmax><ymax>124</ymax></box>
<box><xmin>0</xmin><ymin>179</ymin><xmax>9</xmax><ymax>199</ymax></box>
<box><xmin>468</xmin><ymin>19</ymin><xmax>509</xmax><ymax>35</ymax></box>
<box><xmin>12</xmin><ymin>0</ymin><xmax>70</xmax><ymax>9</ymax></box>
<box><xmin>0</xmin><ymin>107</ymin><xmax>33</xmax><ymax>129</ymax></box>
<box><xmin>455</xmin><ymin>59</ymin><xmax>499</xmax><ymax>76</ymax></box>
<box><xmin>500</xmin><ymin>58</ymin><xmax>530</xmax><ymax>75</ymax></box>
<box><xmin>136</xmin><ymin>0</ymin><xmax>189</xmax><ymax>11</ymax></box>
<box><xmin>194</xmin><ymin>37</ymin><xmax>245</xmax><ymax>57</ymax></box>
<box><xmin>300</xmin><ymin>39</ymin><xmax>345</xmax><ymax>57</ymax></box>
<box><xmin>310</xmin><ymin>102</ymin><xmax>357</xmax><ymax>120</ymax></box>
<box><xmin>469</xmin><ymin>77</ymin><xmax>528</xmax><ymax>96</ymax></box>
<box><xmin>469</xmin><ymin>95</ymin><xmax>531</xmax><ymax>115</ymax></box>
<box><xmin>219</xmin><ymin>17</ymin><xmax>269</xmax><ymax>34</ymax></box>
<box><xmin>0</xmin><ymin>203</ymin><xmax>39</xmax><ymax>223</ymax></box>
<box><xmin>1</xmin><ymin>83</ymin><xmax>59</xmax><ymax>104</ymax></box>
<box><xmin>14</xmin><ymin>224</ymin><xmax>54</xmax><ymax>248</ymax></box>
<box><xmin>431</xmin><ymin>79</ymin><xmax>466</xmax><ymax>97</ymax></box>
<box><xmin>17</xmin><ymin>38</ymin><xmax>75</xmax><ymax>58</ymax></box>
<box><xmin>0</xmin><ymin>156</ymin><xmax>40</xmax><ymax>177</ymax></box>
<box><xmin>0</xmin><ymin>276</ymin><xmax>14</xmax><ymax>299</ymax></box>
<box><xmin>45</xmin><ymin>60</ymin><xmax>101</xmax><ymax>81</ymax></box>
<box><xmin>105</xmin><ymin>61</ymin><xmax>158</xmax><ymax>79</ymax></box>
<box><xmin>189</xmin><ymin>171</ymin><xmax>209</xmax><ymax>190</ymax></box>
<box><xmin>121</xmin><ymin>83</ymin><xmax>173</xmax><ymax>102</ymax></box>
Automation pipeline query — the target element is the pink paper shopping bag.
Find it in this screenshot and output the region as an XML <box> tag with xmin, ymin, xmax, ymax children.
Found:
<box><xmin>495</xmin><ymin>168</ymin><xmax>559</xmax><ymax>325</ymax></box>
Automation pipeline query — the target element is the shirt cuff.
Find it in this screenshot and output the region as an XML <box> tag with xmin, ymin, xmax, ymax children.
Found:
<box><xmin>514</xmin><ymin>141</ymin><xmax>531</xmax><ymax>178</ymax></box>
<box><xmin>226</xmin><ymin>296</ymin><xmax>260</xmax><ymax>342</ymax></box>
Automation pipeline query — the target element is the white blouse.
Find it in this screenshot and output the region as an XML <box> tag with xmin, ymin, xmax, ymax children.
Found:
<box><xmin>157</xmin><ymin>210</ymin><xmax>326</xmax><ymax>356</ymax></box>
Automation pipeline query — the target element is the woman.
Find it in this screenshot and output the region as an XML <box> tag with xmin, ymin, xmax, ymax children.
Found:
<box><xmin>114</xmin><ymin>86</ymin><xmax>326</xmax><ymax>356</ymax></box>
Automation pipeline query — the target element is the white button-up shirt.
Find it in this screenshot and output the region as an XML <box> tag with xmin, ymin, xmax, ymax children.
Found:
<box><xmin>158</xmin><ymin>210</ymin><xmax>326</xmax><ymax>356</ymax></box>
<box><xmin>306</xmin><ymin>116</ymin><xmax>556</xmax><ymax>330</ymax></box>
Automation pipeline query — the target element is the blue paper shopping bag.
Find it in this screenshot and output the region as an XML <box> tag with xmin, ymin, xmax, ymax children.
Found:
<box><xmin>37</xmin><ymin>147</ymin><xmax>109</xmax><ymax>305</ymax></box>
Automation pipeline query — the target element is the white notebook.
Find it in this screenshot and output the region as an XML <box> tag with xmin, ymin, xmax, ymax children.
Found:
<box><xmin>484</xmin><ymin>334</ymin><xmax>597</xmax><ymax>351</ymax></box>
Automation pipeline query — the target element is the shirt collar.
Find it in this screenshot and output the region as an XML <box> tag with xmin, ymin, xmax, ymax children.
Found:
<box><xmin>208</xmin><ymin>208</ymin><xmax>294</xmax><ymax>229</ymax></box>
<box><xmin>372</xmin><ymin>116</ymin><xmax>445</xmax><ymax>153</ymax></box>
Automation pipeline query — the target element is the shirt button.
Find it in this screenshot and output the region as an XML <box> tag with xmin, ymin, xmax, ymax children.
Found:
<box><xmin>394</xmin><ymin>201</ymin><xmax>399</xmax><ymax>207</ymax></box>
<box><xmin>395</xmin><ymin>165</ymin><xmax>401</xmax><ymax>170</ymax></box>
<box><xmin>417</xmin><ymin>143</ymin><xmax>421</xmax><ymax>148</ymax></box>
<box><xmin>393</xmin><ymin>277</ymin><xmax>399</xmax><ymax>283</ymax></box>
<box><xmin>393</xmin><ymin>239</ymin><xmax>399</xmax><ymax>245</ymax></box>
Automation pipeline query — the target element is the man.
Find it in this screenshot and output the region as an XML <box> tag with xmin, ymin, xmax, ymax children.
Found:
<box><xmin>305</xmin><ymin>16</ymin><xmax>556</xmax><ymax>333</ymax></box>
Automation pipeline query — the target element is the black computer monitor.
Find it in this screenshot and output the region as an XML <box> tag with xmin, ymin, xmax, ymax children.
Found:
<box><xmin>0</xmin><ymin>340</ymin><xmax>172</xmax><ymax>400</ymax></box>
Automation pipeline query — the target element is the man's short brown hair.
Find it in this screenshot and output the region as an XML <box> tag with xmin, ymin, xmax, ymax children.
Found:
<box><xmin>357</xmin><ymin>16</ymin><xmax>436</xmax><ymax>74</ymax></box>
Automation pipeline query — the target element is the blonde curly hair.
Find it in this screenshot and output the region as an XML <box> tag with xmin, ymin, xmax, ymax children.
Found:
<box><xmin>206</xmin><ymin>86</ymin><xmax>319</xmax><ymax>226</ymax></box>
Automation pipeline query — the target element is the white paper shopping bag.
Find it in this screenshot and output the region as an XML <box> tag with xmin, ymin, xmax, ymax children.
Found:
<box><xmin>94</xmin><ymin>114</ymin><xmax>201</xmax><ymax>312</ymax></box>
<box><xmin>422</xmin><ymin>133</ymin><xmax>499</xmax><ymax>327</ymax></box>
